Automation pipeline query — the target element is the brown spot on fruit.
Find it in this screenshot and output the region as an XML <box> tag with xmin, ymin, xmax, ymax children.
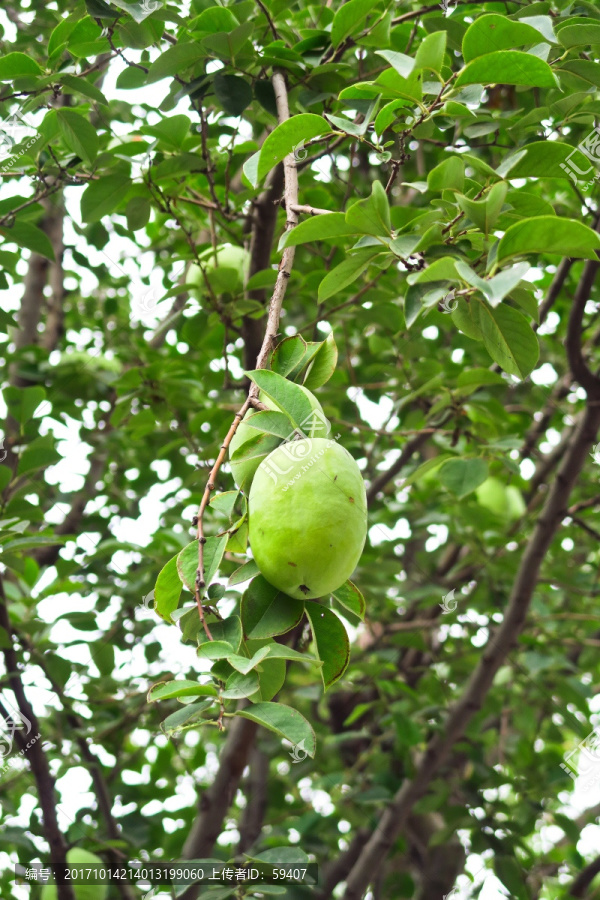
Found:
<box><xmin>334</xmin><ymin>475</ymin><xmax>338</xmax><ymax>481</ymax></box>
<box><xmin>288</xmin><ymin>561</ymin><xmax>297</xmax><ymax>567</ymax></box>
<box><xmin>299</xmin><ymin>584</ymin><xmax>310</xmax><ymax>595</ymax></box>
<box><xmin>349</xmin><ymin>496</ymin><xmax>354</xmax><ymax>503</ymax></box>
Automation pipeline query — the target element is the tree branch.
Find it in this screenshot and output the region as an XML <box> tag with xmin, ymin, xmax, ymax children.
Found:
<box><xmin>341</xmin><ymin>261</ymin><xmax>600</xmax><ymax>897</ymax></box>
<box><xmin>0</xmin><ymin>575</ymin><xmax>76</xmax><ymax>900</ymax></box>
<box><xmin>565</xmin><ymin>259</ymin><xmax>600</xmax><ymax>398</ymax></box>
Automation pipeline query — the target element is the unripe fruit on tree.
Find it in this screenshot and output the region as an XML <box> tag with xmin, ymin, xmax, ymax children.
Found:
<box><xmin>188</xmin><ymin>244</ymin><xmax>249</xmax><ymax>296</ymax></box>
<box><xmin>248</xmin><ymin>438</ymin><xmax>367</xmax><ymax>599</ymax></box>
<box><xmin>40</xmin><ymin>849</ymin><xmax>108</xmax><ymax>900</ymax></box>
<box><xmin>229</xmin><ymin>386</ymin><xmax>330</xmax><ymax>490</ymax></box>
<box><xmin>475</xmin><ymin>476</ymin><xmax>525</xmax><ymax>520</ymax></box>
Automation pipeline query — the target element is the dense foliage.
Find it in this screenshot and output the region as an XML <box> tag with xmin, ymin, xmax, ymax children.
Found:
<box><xmin>2</xmin><ymin>1</ymin><xmax>600</xmax><ymax>899</ymax></box>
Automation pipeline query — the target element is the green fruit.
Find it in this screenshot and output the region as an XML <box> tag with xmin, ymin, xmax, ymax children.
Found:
<box><xmin>188</xmin><ymin>244</ymin><xmax>249</xmax><ymax>296</ymax></box>
<box><xmin>475</xmin><ymin>477</ymin><xmax>525</xmax><ymax>520</ymax></box>
<box><xmin>40</xmin><ymin>849</ymin><xmax>108</xmax><ymax>900</ymax></box>
<box><xmin>248</xmin><ymin>438</ymin><xmax>367</xmax><ymax>599</ymax></box>
<box><xmin>229</xmin><ymin>385</ymin><xmax>330</xmax><ymax>490</ymax></box>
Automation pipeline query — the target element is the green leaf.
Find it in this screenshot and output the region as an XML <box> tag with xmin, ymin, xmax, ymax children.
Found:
<box><xmin>57</xmin><ymin>109</ymin><xmax>98</xmax><ymax>164</ymax></box>
<box><xmin>241</xmin><ymin>410</ymin><xmax>293</xmax><ymax>439</ymax></box>
<box><xmin>125</xmin><ymin>196</ymin><xmax>151</xmax><ymax>231</ymax></box>
<box><xmin>146</xmin><ymin>43</ymin><xmax>202</xmax><ymax>83</ymax></box>
<box><xmin>399</xmin><ymin>453</ymin><xmax>455</xmax><ymax>488</ymax></box>
<box><xmin>318</xmin><ymin>249</ymin><xmax>380</xmax><ymax>302</ymax></box>
<box><xmin>427</xmin><ymin>157</ymin><xmax>464</xmax><ymax>193</ymax></box>
<box><xmin>142</xmin><ymin>114</ymin><xmax>191</xmax><ymax>151</ymax></box>
<box><xmin>198</xmin><ymin>616</ymin><xmax>243</xmax><ymax>653</ymax></box>
<box><xmin>16</xmin><ymin>436</ymin><xmax>61</xmax><ymax>475</ymax></box>
<box><xmin>331</xmin><ymin>0</ymin><xmax>373</xmax><ymax>47</ymax></box>
<box><xmin>375</xmin><ymin>50</ymin><xmax>414</xmax><ymax>79</ymax></box>
<box><xmin>148</xmin><ymin>680</ymin><xmax>218</xmax><ymax>702</ymax></box>
<box><xmin>332</xmin><ymin>580</ymin><xmax>365</xmax><ymax>620</ymax></box>
<box><xmin>345</xmin><ymin>181</ymin><xmax>391</xmax><ymax>237</ymax></box>
<box><xmin>241</xmin><ymin>575</ymin><xmax>305</xmax><ymax>640</ymax></box>
<box><xmin>80</xmin><ymin>173</ymin><xmax>132</xmax><ymax>223</ymax></box>
<box><xmin>2</xmin><ymin>386</ymin><xmax>46</xmax><ymax>426</ymax></box>
<box><xmin>197</xmin><ymin>640</ymin><xmax>235</xmax><ymax>660</ymax></box>
<box><xmin>496</xmin><ymin>141</ymin><xmax>592</xmax><ymax>180</ymax></box>
<box><xmin>279</xmin><ymin>213</ymin><xmax>358</xmax><ymax>250</ymax></box>
<box><xmin>222</xmin><ymin>670</ymin><xmax>259</xmax><ymax>699</ymax></box>
<box><xmin>498</xmin><ymin>217</ymin><xmax>600</xmax><ymax>262</ymax></box>
<box><xmin>303</xmin><ymin>332</ymin><xmax>338</xmax><ymax>390</ymax></box>
<box><xmin>262</xmin><ymin>644</ymin><xmax>321</xmax><ymax>665</ymax></box>
<box><xmin>475</xmin><ymin>299</ymin><xmax>540</xmax><ymax>379</ymax></box>
<box><xmin>161</xmin><ymin>699</ymin><xmax>215</xmax><ymax>735</ymax></box>
<box><xmin>177</xmin><ymin>535</ymin><xmax>228</xmax><ymax>592</ymax></box>
<box><xmin>213</xmin><ymin>73</ymin><xmax>253</xmax><ymax>116</ymax></box>
<box><xmin>304</xmin><ymin>603</ymin><xmax>350</xmax><ymax>690</ymax></box>
<box><xmin>558</xmin><ymin>24</ymin><xmax>600</xmax><ymax>48</ymax></box>
<box><xmin>414</xmin><ymin>31</ymin><xmax>446</xmax><ymax>74</ymax></box>
<box><xmin>235</xmin><ymin>702</ymin><xmax>316</xmax><ymax>757</ymax></box>
<box><xmin>0</xmin><ymin>223</ymin><xmax>55</xmax><ymax>261</ymax></box>
<box><xmin>59</xmin><ymin>74</ymin><xmax>109</xmax><ymax>106</ymax></box>
<box><xmin>209</xmin><ymin>491</ymin><xmax>239</xmax><ymax>518</ymax></box>
<box><xmin>271</xmin><ymin>335</ymin><xmax>308</xmax><ymax>377</ymax></box>
<box><xmin>249</xmin><ymin>114</ymin><xmax>332</xmax><ymax>187</ymax></box>
<box><xmin>457</xmin><ymin>182</ymin><xmax>507</xmax><ymax>237</ymax></box>
<box><xmin>455</xmin><ymin>51</ymin><xmax>558</xmax><ymax>88</ymax></box>
<box><xmin>0</xmin><ymin>53</ymin><xmax>43</xmax><ymax>80</ymax></box>
<box><xmin>155</xmin><ymin>555</ymin><xmax>182</xmax><ymax>624</ymax></box>
<box><xmin>438</xmin><ymin>458</ymin><xmax>489</xmax><ymax>498</ymax></box>
<box><xmin>245</xmin><ymin>370</ymin><xmax>313</xmax><ymax>431</ymax></box>
<box><xmin>228</xmin><ymin>646</ymin><xmax>271</xmax><ymax>674</ymax></box>
<box><xmin>462</xmin><ymin>14</ymin><xmax>554</xmax><ymax>62</ymax></box>
<box><xmin>409</xmin><ymin>257</ymin><xmax>460</xmax><ymax>285</ymax></box>
<box><xmin>228</xmin><ymin>559</ymin><xmax>260</xmax><ymax>586</ymax></box>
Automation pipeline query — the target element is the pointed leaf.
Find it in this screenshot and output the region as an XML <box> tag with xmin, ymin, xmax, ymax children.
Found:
<box><xmin>455</xmin><ymin>51</ymin><xmax>558</xmax><ymax>88</ymax></box>
<box><xmin>148</xmin><ymin>680</ymin><xmax>218</xmax><ymax>702</ymax></box>
<box><xmin>305</xmin><ymin>602</ymin><xmax>350</xmax><ymax>690</ymax></box>
<box><xmin>498</xmin><ymin>217</ymin><xmax>600</xmax><ymax>262</ymax></box>
<box><xmin>241</xmin><ymin>575</ymin><xmax>305</xmax><ymax>639</ymax></box>
<box><xmin>332</xmin><ymin>580</ymin><xmax>365</xmax><ymax>620</ymax></box>
<box><xmin>235</xmin><ymin>702</ymin><xmax>316</xmax><ymax>757</ymax></box>
<box><xmin>154</xmin><ymin>555</ymin><xmax>182</xmax><ymax>624</ymax></box>
<box><xmin>439</xmin><ymin>458</ymin><xmax>489</xmax><ymax>498</ymax></box>
<box><xmin>303</xmin><ymin>332</ymin><xmax>338</xmax><ymax>390</ymax></box>
<box><xmin>245</xmin><ymin>370</ymin><xmax>313</xmax><ymax>431</ymax></box>
<box><xmin>271</xmin><ymin>335</ymin><xmax>307</xmax><ymax>377</ymax></box>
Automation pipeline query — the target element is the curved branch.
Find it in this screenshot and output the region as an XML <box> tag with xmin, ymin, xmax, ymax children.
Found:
<box><xmin>0</xmin><ymin>576</ymin><xmax>76</xmax><ymax>900</ymax></box>
<box><xmin>342</xmin><ymin>388</ymin><xmax>600</xmax><ymax>898</ymax></box>
<box><xmin>565</xmin><ymin>259</ymin><xmax>600</xmax><ymax>398</ymax></box>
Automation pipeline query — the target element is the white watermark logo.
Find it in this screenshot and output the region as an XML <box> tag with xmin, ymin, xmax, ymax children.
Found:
<box><xmin>440</xmin><ymin>289</ymin><xmax>458</xmax><ymax>313</ymax></box>
<box><xmin>0</xmin><ymin>110</ymin><xmax>41</xmax><ymax>172</ymax></box>
<box><xmin>591</xmin><ymin>443</ymin><xmax>600</xmax><ymax>465</ymax></box>
<box><xmin>439</xmin><ymin>589</ymin><xmax>457</xmax><ymax>615</ymax></box>
<box><xmin>260</xmin><ymin>409</ymin><xmax>332</xmax><ymax>488</ymax></box>
<box><xmin>561</xmin><ymin>725</ymin><xmax>600</xmax><ymax>790</ymax></box>
<box><xmin>0</xmin><ymin>435</ymin><xmax>7</xmax><ymax>462</ymax></box>
<box><xmin>292</xmin><ymin>139</ymin><xmax>308</xmax><ymax>162</ymax></box>
<box><xmin>439</xmin><ymin>0</ymin><xmax>458</xmax><ymax>10</ymax></box>
<box><xmin>139</xmin><ymin>590</ymin><xmax>155</xmax><ymax>612</ymax></box>
<box><xmin>0</xmin><ymin>698</ymin><xmax>33</xmax><ymax>762</ymax></box>
<box><xmin>560</xmin><ymin>125</ymin><xmax>600</xmax><ymax>191</ymax></box>
<box><xmin>289</xmin><ymin>738</ymin><xmax>308</xmax><ymax>763</ymax></box>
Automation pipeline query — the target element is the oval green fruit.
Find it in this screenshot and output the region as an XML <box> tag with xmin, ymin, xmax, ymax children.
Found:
<box><xmin>248</xmin><ymin>438</ymin><xmax>367</xmax><ymax>599</ymax></box>
<box><xmin>188</xmin><ymin>244</ymin><xmax>249</xmax><ymax>296</ymax></box>
<box><xmin>229</xmin><ymin>385</ymin><xmax>330</xmax><ymax>490</ymax></box>
<box><xmin>475</xmin><ymin>476</ymin><xmax>525</xmax><ymax>520</ymax></box>
<box><xmin>40</xmin><ymin>849</ymin><xmax>108</xmax><ymax>900</ymax></box>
